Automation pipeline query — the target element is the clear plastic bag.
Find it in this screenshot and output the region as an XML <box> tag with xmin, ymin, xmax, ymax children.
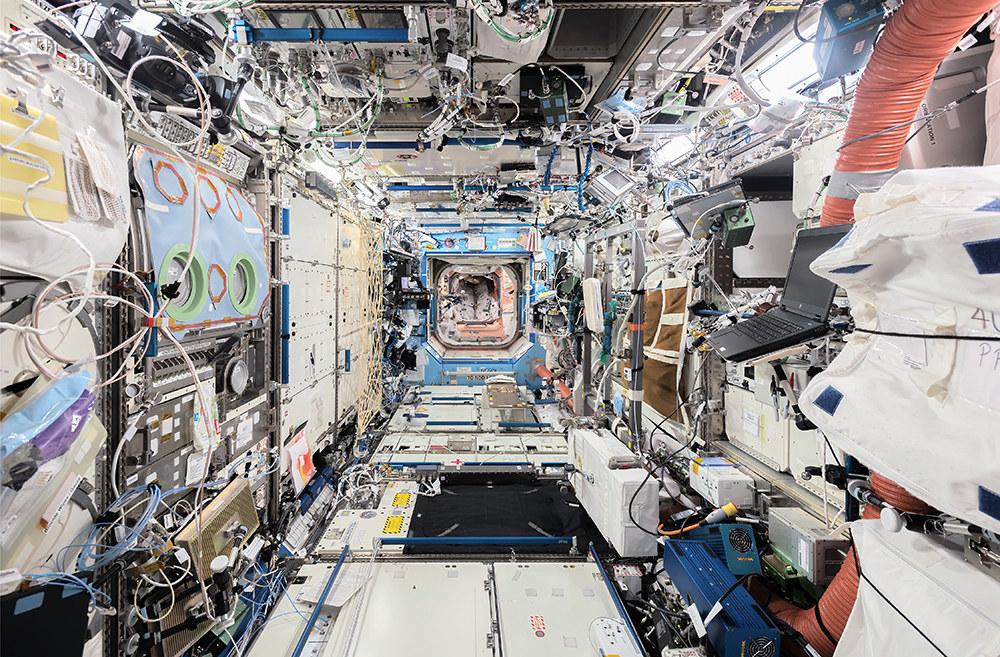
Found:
<box><xmin>0</xmin><ymin>369</ymin><xmax>91</xmax><ymax>483</ymax></box>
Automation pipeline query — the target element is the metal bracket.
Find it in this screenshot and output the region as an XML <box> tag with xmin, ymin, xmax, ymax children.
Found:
<box><xmin>965</xmin><ymin>535</ymin><xmax>1000</xmax><ymax>583</ymax></box>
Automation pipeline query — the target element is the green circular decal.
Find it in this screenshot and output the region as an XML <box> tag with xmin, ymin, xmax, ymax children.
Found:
<box><xmin>158</xmin><ymin>245</ymin><xmax>208</xmax><ymax>321</ymax></box>
<box><xmin>228</xmin><ymin>253</ymin><xmax>258</xmax><ymax>315</ymax></box>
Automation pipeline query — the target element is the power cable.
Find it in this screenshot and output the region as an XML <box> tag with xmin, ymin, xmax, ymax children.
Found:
<box><xmin>850</xmin><ymin>327</ymin><xmax>1000</xmax><ymax>342</ymax></box>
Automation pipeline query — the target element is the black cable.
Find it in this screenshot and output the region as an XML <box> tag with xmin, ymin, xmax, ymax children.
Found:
<box><xmin>648</xmin><ymin>397</ymin><xmax>692</xmax><ymax>443</ymax></box>
<box><xmin>628</xmin><ymin>467</ymin><xmax>662</xmax><ymax>536</ymax></box>
<box><xmin>648</xmin><ymin>356</ymin><xmax>711</xmax><ymax>444</ymax></box>
<box><xmin>848</xmin><ymin>529</ymin><xmax>950</xmax><ymax>657</ymax></box>
<box><xmin>851</xmin><ymin>327</ymin><xmax>1000</xmax><ymax>342</ymax></box>
<box><xmin>626</xmin><ymin>356</ymin><xmax>710</xmax><ymax>536</ymax></box>
<box><xmin>655</xmin><ymin>36</ymin><xmax>683</xmax><ymax>71</ymax></box>
<box><xmin>899</xmin><ymin>86</ymin><xmax>985</xmax><ymax>148</ymax></box>
<box><xmin>772</xmin><ymin>615</ymin><xmax>824</xmax><ymax>657</ymax></box>
<box><xmin>814</xmin><ymin>603</ymin><xmax>839</xmax><ymax>649</ymax></box>
<box><xmin>630</xmin><ymin>597</ymin><xmax>689</xmax><ymax>621</ymax></box>
<box><xmin>673</xmin><ymin>508</ymin><xmax>702</xmax><ymax>535</ymax></box>
<box><xmin>836</xmin><ymin>115</ymin><xmax>927</xmax><ymax>151</ymax></box>
<box><xmin>901</xmin><ymin>116</ymin><xmax>933</xmax><ymax>147</ymax></box>
<box><xmin>712</xmin><ymin>572</ymin><xmax>752</xmax><ymax>611</ymax></box>
<box><xmin>628</xmin><ymin>418</ymin><xmax>697</xmax><ymax>537</ymax></box>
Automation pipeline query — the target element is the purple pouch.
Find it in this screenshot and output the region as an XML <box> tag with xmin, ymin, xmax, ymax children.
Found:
<box><xmin>30</xmin><ymin>388</ymin><xmax>96</xmax><ymax>463</ymax></box>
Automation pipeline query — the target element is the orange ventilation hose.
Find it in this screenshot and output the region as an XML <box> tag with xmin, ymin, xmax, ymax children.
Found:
<box><xmin>770</xmin><ymin>476</ymin><xmax>937</xmax><ymax>656</ymax></box>
<box><xmin>787</xmin><ymin>2</ymin><xmax>991</xmax><ymax>651</ymax></box>
<box><xmin>536</xmin><ymin>364</ymin><xmax>573</xmax><ymax>411</ymax></box>
<box><xmin>819</xmin><ymin>0</ymin><xmax>1000</xmax><ymax>226</ymax></box>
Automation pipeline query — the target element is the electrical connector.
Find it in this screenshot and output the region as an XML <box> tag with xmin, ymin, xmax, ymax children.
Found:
<box><xmin>702</xmin><ymin>502</ymin><xmax>738</xmax><ymax>525</ymax></box>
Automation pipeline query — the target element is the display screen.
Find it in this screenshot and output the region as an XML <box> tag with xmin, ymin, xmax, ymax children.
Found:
<box><xmin>781</xmin><ymin>227</ymin><xmax>851</xmax><ymax>317</ymax></box>
<box><xmin>601</xmin><ymin>170</ymin><xmax>631</xmax><ymax>191</ymax></box>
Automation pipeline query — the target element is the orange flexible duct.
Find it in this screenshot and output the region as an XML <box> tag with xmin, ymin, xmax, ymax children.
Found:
<box><xmin>536</xmin><ymin>364</ymin><xmax>573</xmax><ymax>411</ymax></box>
<box><xmin>770</xmin><ymin>476</ymin><xmax>936</xmax><ymax>656</ymax></box>
<box><xmin>782</xmin><ymin>2</ymin><xmax>986</xmax><ymax>648</ymax></box>
<box><xmin>797</xmin><ymin>1</ymin><xmax>992</xmax><ymax>650</ymax></box>
<box><xmin>819</xmin><ymin>0</ymin><xmax>999</xmax><ymax>226</ymax></box>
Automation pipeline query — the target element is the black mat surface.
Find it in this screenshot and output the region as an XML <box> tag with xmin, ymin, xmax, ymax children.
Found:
<box><xmin>404</xmin><ymin>480</ymin><xmax>612</xmax><ymax>555</ymax></box>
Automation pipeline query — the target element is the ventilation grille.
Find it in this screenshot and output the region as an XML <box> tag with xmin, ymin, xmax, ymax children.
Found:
<box><xmin>748</xmin><ymin>637</ymin><xmax>776</xmax><ymax>657</ymax></box>
<box><xmin>728</xmin><ymin>527</ymin><xmax>754</xmax><ymax>553</ymax></box>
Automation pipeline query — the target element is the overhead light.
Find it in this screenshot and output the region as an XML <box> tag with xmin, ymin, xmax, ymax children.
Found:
<box><xmin>636</xmin><ymin>62</ymin><xmax>653</xmax><ymax>72</ymax></box>
<box><xmin>661</xmin><ymin>26</ymin><xmax>680</xmax><ymax>37</ymax></box>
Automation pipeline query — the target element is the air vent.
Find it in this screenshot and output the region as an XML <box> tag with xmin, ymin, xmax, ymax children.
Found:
<box><xmin>729</xmin><ymin>527</ymin><xmax>754</xmax><ymax>553</ymax></box>
<box><xmin>748</xmin><ymin>637</ymin><xmax>776</xmax><ymax>657</ymax></box>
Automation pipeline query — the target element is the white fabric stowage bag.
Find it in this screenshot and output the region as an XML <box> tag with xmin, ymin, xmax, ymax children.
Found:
<box><xmin>799</xmin><ymin>165</ymin><xmax>1000</xmax><ymax>532</ymax></box>
<box><xmin>836</xmin><ymin>521</ymin><xmax>1000</xmax><ymax>657</ymax></box>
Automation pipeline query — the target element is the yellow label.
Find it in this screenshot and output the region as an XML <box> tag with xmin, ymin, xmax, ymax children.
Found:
<box><xmin>393</xmin><ymin>492</ymin><xmax>411</xmax><ymax>507</ymax></box>
<box><xmin>1</xmin><ymin>94</ymin><xmax>68</xmax><ymax>222</ymax></box>
<box><xmin>383</xmin><ymin>516</ymin><xmax>404</xmax><ymax>534</ymax></box>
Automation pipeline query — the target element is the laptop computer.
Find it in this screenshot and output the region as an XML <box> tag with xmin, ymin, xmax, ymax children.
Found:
<box><xmin>706</xmin><ymin>224</ymin><xmax>851</xmax><ymax>362</ymax></box>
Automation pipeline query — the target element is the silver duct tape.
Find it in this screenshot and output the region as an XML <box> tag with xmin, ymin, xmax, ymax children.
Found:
<box><xmin>827</xmin><ymin>168</ymin><xmax>898</xmax><ymax>200</ymax></box>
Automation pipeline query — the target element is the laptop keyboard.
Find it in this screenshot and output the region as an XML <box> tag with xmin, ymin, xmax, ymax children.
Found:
<box><xmin>739</xmin><ymin>313</ymin><xmax>805</xmax><ymax>343</ymax></box>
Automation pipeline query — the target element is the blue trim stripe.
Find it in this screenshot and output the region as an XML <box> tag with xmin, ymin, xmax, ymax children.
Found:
<box><xmin>963</xmin><ymin>238</ymin><xmax>1000</xmax><ymax>275</ymax></box>
<box><xmin>281</xmin><ymin>284</ymin><xmax>290</xmax><ymax>384</ymax></box>
<box><xmin>290</xmin><ymin>546</ymin><xmax>349</xmax><ymax>657</ymax></box>
<box><xmin>591</xmin><ymin>544</ymin><xmax>644</xmax><ymax>654</ymax></box>
<box><xmin>813</xmin><ymin>386</ymin><xmax>844</xmax><ymax>416</ymax></box>
<box><xmin>829</xmin><ymin>264</ymin><xmax>871</xmax><ymax>275</ymax></box>
<box><xmin>244</xmin><ymin>27</ymin><xmax>408</xmax><ymax>43</ymax></box>
<box><xmin>979</xmin><ymin>486</ymin><xmax>1000</xmax><ymax>521</ymax></box>
<box><xmin>498</xmin><ymin>422</ymin><xmax>551</xmax><ymax>428</ymax></box>
<box><xmin>381</xmin><ymin>536</ymin><xmax>571</xmax><ymax>546</ymax></box>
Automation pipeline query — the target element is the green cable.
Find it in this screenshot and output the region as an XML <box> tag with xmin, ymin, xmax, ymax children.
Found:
<box><xmin>302</xmin><ymin>76</ymin><xmax>322</xmax><ymax>130</ymax></box>
<box><xmin>458</xmin><ymin>134</ymin><xmax>504</xmax><ymax>150</ymax></box>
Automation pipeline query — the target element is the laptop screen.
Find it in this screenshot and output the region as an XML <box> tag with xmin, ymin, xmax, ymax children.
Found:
<box><xmin>780</xmin><ymin>225</ymin><xmax>852</xmax><ymax>319</ymax></box>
